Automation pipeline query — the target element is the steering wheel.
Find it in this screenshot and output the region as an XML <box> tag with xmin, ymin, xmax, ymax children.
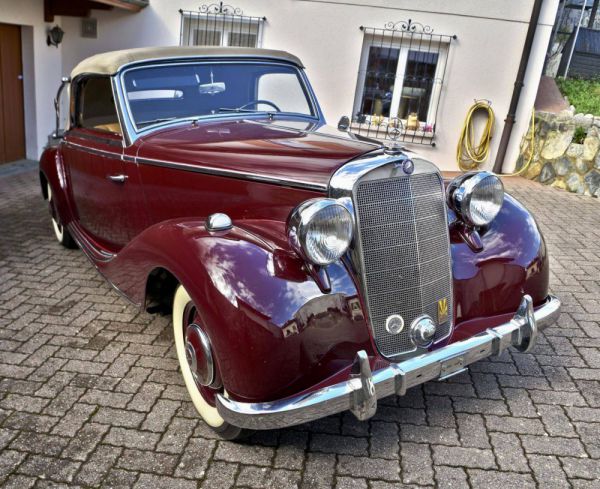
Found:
<box><xmin>238</xmin><ymin>99</ymin><xmax>281</xmax><ymax>112</ymax></box>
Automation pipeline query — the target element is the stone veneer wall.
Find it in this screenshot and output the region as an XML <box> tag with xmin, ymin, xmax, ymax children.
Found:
<box><xmin>520</xmin><ymin>108</ymin><xmax>600</xmax><ymax>197</ymax></box>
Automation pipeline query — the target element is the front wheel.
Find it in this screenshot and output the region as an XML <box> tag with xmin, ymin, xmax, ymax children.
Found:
<box><xmin>46</xmin><ymin>183</ymin><xmax>77</xmax><ymax>249</ymax></box>
<box><xmin>172</xmin><ymin>284</ymin><xmax>249</xmax><ymax>440</ymax></box>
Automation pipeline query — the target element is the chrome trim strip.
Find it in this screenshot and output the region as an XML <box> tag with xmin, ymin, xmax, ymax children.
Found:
<box><xmin>329</xmin><ymin>151</ymin><xmax>437</xmax><ymax>198</ymax></box>
<box><xmin>64</xmin><ymin>139</ymin><xmax>327</xmax><ymax>191</ymax></box>
<box><xmin>216</xmin><ymin>295</ymin><xmax>561</xmax><ymax>430</ymax></box>
<box><xmin>135</xmin><ymin>156</ymin><xmax>328</xmax><ymax>191</ymax></box>
<box><xmin>112</xmin><ymin>71</ymin><xmax>136</xmax><ymax>147</ymax></box>
<box><xmin>67</xmin><ymin>129</ymin><xmax>123</xmax><ymax>148</ymax></box>
<box><xmin>110</xmin><ymin>75</ymin><xmax>129</xmax><ymax>148</ymax></box>
<box><xmin>66</xmin><ymin>223</ymin><xmax>115</xmax><ymax>263</ymax></box>
<box><xmin>64</xmin><ymin>141</ymin><xmax>123</xmax><ymax>160</ymax></box>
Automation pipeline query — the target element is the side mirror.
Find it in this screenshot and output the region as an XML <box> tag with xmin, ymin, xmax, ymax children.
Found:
<box><xmin>51</xmin><ymin>76</ymin><xmax>70</xmax><ymax>143</ymax></box>
<box><xmin>48</xmin><ymin>129</ymin><xmax>66</xmax><ymax>146</ymax></box>
<box><xmin>338</xmin><ymin>116</ymin><xmax>350</xmax><ymax>131</ymax></box>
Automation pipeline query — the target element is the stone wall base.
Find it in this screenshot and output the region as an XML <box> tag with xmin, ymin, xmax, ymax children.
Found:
<box><xmin>520</xmin><ymin>108</ymin><xmax>600</xmax><ymax>197</ymax></box>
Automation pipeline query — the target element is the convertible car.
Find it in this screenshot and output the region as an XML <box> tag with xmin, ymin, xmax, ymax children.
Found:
<box><xmin>41</xmin><ymin>46</ymin><xmax>561</xmax><ymax>440</ymax></box>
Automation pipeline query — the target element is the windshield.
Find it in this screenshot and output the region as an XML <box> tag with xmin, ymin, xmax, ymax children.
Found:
<box><xmin>122</xmin><ymin>62</ymin><xmax>315</xmax><ymax>129</ymax></box>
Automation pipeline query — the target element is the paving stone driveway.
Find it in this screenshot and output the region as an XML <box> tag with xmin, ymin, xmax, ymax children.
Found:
<box><xmin>1</xmin><ymin>165</ymin><xmax>599</xmax><ymax>489</ymax></box>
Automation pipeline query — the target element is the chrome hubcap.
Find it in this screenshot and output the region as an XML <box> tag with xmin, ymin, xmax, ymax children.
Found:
<box><xmin>185</xmin><ymin>342</ymin><xmax>198</xmax><ymax>377</ymax></box>
<box><xmin>184</xmin><ymin>323</ymin><xmax>215</xmax><ymax>387</ymax></box>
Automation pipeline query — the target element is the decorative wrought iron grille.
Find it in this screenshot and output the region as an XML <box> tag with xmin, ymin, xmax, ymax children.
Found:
<box><xmin>179</xmin><ymin>3</ymin><xmax>266</xmax><ymax>48</ymax></box>
<box><xmin>352</xmin><ymin>20</ymin><xmax>456</xmax><ymax>146</ymax></box>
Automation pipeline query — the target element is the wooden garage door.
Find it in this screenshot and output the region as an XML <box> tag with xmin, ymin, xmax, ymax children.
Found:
<box><xmin>0</xmin><ymin>23</ymin><xmax>26</xmax><ymax>164</ymax></box>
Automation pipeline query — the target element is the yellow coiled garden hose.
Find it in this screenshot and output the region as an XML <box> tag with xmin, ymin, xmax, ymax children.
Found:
<box><xmin>456</xmin><ymin>101</ymin><xmax>535</xmax><ymax>176</ymax></box>
<box><xmin>456</xmin><ymin>101</ymin><xmax>495</xmax><ymax>171</ymax></box>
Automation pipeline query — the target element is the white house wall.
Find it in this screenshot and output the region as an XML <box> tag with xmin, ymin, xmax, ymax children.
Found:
<box><xmin>2</xmin><ymin>0</ymin><xmax>558</xmax><ymax>171</ymax></box>
<box><xmin>0</xmin><ymin>0</ymin><xmax>63</xmax><ymax>160</ymax></box>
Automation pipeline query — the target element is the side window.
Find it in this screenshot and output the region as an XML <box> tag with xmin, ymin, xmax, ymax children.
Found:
<box><xmin>257</xmin><ymin>72</ymin><xmax>312</xmax><ymax>115</ymax></box>
<box><xmin>76</xmin><ymin>77</ymin><xmax>122</xmax><ymax>135</ymax></box>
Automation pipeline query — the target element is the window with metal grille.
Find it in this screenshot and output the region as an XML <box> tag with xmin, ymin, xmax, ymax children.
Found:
<box><xmin>194</xmin><ymin>29</ymin><xmax>222</xmax><ymax>46</ymax></box>
<box><xmin>180</xmin><ymin>2</ymin><xmax>265</xmax><ymax>48</ymax></box>
<box><xmin>228</xmin><ymin>31</ymin><xmax>258</xmax><ymax>47</ymax></box>
<box><xmin>352</xmin><ymin>20</ymin><xmax>456</xmax><ymax>146</ymax></box>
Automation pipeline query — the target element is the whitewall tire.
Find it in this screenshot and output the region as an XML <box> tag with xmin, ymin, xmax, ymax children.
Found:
<box><xmin>46</xmin><ymin>183</ymin><xmax>76</xmax><ymax>248</ymax></box>
<box><xmin>172</xmin><ymin>284</ymin><xmax>248</xmax><ymax>440</ymax></box>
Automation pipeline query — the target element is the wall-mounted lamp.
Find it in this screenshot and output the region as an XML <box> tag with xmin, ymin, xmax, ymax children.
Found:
<box><xmin>46</xmin><ymin>25</ymin><xmax>64</xmax><ymax>48</ymax></box>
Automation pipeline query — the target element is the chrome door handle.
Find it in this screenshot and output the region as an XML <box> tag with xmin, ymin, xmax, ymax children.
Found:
<box><xmin>107</xmin><ymin>174</ymin><xmax>128</xmax><ymax>183</ymax></box>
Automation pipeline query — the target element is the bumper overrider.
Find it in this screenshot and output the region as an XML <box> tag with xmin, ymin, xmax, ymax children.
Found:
<box><xmin>216</xmin><ymin>294</ymin><xmax>561</xmax><ymax>430</ymax></box>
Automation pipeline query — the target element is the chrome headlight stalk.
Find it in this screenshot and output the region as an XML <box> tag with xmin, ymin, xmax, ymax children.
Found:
<box><xmin>448</xmin><ymin>171</ymin><xmax>504</xmax><ymax>227</ymax></box>
<box><xmin>288</xmin><ymin>198</ymin><xmax>354</xmax><ymax>266</ymax></box>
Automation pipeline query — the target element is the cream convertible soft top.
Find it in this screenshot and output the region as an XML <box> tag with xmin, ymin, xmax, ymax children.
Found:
<box><xmin>71</xmin><ymin>46</ymin><xmax>305</xmax><ymax>78</ymax></box>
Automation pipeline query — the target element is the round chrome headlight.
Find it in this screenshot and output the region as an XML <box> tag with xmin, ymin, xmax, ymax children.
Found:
<box><xmin>449</xmin><ymin>172</ymin><xmax>504</xmax><ymax>227</ymax></box>
<box><xmin>288</xmin><ymin>199</ymin><xmax>353</xmax><ymax>265</ymax></box>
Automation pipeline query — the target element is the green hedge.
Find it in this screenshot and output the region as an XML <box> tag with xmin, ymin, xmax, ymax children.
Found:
<box><xmin>556</xmin><ymin>78</ymin><xmax>600</xmax><ymax>116</ymax></box>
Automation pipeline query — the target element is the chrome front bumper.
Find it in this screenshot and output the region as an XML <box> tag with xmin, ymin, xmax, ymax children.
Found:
<box><xmin>216</xmin><ymin>295</ymin><xmax>561</xmax><ymax>430</ymax></box>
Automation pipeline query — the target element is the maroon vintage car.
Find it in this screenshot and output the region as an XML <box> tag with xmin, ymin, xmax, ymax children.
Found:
<box><xmin>41</xmin><ymin>46</ymin><xmax>561</xmax><ymax>440</ymax></box>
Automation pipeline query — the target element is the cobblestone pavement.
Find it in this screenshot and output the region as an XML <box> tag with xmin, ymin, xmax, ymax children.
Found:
<box><xmin>1</xmin><ymin>165</ymin><xmax>599</xmax><ymax>489</ymax></box>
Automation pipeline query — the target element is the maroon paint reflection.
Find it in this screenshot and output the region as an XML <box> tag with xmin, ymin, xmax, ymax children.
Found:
<box><xmin>39</xmin><ymin>117</ymin><xmax>550</xmax><ymax>403</ymax></box>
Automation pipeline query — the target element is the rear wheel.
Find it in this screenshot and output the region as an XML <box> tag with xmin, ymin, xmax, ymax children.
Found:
<box><xmin>172</xmin><ymin>284</ymin><xmax>249</xmax><ymax>440</ymax></box>
<box><xmin>47</xmin><ymin>183</ymin><xmax>77</xmax><ymax>249</ymax></box>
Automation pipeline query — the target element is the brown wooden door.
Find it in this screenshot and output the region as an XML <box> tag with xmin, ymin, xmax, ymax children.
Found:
<box><xmin>0</xmin><ymin>23</ymin><xmax>26</xmax><ymax>164</ymax></box>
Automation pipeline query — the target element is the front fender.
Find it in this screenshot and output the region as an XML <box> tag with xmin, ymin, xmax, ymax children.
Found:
<box><xmin>450</xmin><ymin>193</ymin><xmax>550</xmax><ymax>341</ymax></box>
<box><xmin>102</xmin><ymin>218</ymin><xmax>373</xmax><ymax>403</ymax></box>
<box><xmin>98</xmin><ymin>194</ymin><xmax>550</xmax><ymax>402</ymax></box>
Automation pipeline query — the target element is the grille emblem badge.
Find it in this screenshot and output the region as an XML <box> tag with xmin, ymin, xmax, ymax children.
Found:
<box><xmin>385</xmin><ymin>315</ymin><xmax>405</xmax><ymax>335</ymax></box>
<box><xmin>438</xmin><ymin>298</ymin><xmax>449</xmax><ymax>324</ymax></box>
<box><xmin>393</xmin><ymin>158</ymin><xmax>415</xmax><ymax>175</ymax></box>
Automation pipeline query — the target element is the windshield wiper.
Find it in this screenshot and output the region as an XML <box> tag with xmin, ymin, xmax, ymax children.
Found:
<box><xmin>137</xmin><ymin>116</ymin><xmax>178</xmax><ymax>128</ymax></box>
<box><xmin>216</xmin><ymin>107</ymin><xmax>261</xmax><ymax>113</ymax></box>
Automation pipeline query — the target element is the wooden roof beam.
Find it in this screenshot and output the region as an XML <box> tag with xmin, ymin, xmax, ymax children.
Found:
<box><xmin>90</xmin><ymin>0</ymin><xmax>148</xmax><ymax>12</ymax></box>
<box><xmin>44</xmin><ymin>0</ymin><xmax>147</xmax><ymax>22</ymax></box>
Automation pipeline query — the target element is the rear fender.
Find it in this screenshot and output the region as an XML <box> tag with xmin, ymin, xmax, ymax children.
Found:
<box><xmin>39</xmin><ymin>146</ymin><xmax>73</xmax><ymax>226</ymax></box>
<box><xmin>103</xmin><ymin>218</ymin><xmax>373</xmax><ymax>403</ymax></box>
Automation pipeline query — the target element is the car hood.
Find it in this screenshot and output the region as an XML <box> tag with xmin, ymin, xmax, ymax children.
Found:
<box><xmin>135</xmin><ymin>118</ymin><xmax>379</xmax><ymax>191</ymax></box>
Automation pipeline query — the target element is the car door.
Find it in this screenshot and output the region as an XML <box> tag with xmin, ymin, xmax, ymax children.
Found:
<box><xmin>62</xmin><ymin>76</ymin><xmax>135</xmax><ymax>250</ymax></box>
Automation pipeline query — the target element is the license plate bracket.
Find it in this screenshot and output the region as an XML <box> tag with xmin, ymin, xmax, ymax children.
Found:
<box><xmin>439</xmin><ymin>354</ymin><xmax>466</xmax><ymax>379</ymax></box>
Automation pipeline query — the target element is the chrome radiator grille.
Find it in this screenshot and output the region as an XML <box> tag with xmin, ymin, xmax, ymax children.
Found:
<box><xmin>353</xmin><ymin>172</ymin><xmax>453</xmax><ymax>358</ymax></box>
